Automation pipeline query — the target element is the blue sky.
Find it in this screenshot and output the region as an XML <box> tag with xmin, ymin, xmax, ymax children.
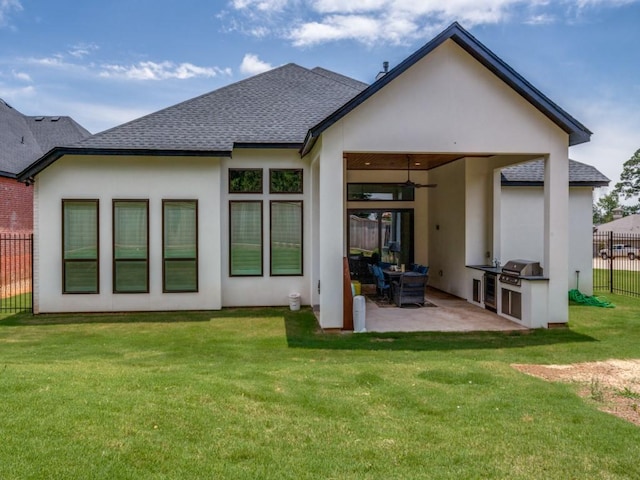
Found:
<box><xmin>1</xmin><ymin>0</ymin><xmax>639</xmax><ymax>191</ymax></box>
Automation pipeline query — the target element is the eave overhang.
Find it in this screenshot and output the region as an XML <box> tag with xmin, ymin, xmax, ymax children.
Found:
<box><xmin>17</xmin><ymin>147</ymin><xmax>232</xmax><ymax>183</ymax></box>
<box><xmin>502</xmin><ymin>180</ymin><xmax>610</xmax><ymax>188</ymax></box>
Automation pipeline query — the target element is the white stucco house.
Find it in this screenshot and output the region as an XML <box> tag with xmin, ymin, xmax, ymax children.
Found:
<box><xmin>19</xmin><ymin>23</ymin><xmax>598</xmax><ymax>328</ymax></box>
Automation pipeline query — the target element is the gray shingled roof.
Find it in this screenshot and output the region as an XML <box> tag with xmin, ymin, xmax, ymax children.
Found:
<box><xmin>596</xmin><ymin>214</ymin><xmax>640</xmax><ymax>234</ymax></box>
<box><xmin>0</xmin><ymin>99</ymin><xmax>90</xmax><ymax>177</ymax></box>
<box><xmin>71</xmin><ymin>63</ymin><xmax>368</xmax><ymax>152</ymax></box>
<box><xmin>501</xmin><ymin>159</ymin><xmax>609</xmax><ymax>187</ymax></box>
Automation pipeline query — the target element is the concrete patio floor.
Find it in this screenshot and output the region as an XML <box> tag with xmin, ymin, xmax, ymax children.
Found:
<box><xmin>361</xmin><ymin>287</ymin><xmax>528</xmax><ymax>333</ymax></box>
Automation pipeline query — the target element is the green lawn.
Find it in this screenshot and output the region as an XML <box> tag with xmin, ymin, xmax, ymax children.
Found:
<box><xmin>1</xmin><ymin>297</ymin><xmax>640</xmax><ymax>479</ymax></box>
<box><xmin>594</xmin><ymin>268</ymin><xmax>640</xmax><ymax>295</ymax></box>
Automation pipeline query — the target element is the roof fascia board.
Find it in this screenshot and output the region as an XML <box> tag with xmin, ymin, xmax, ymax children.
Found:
<box><xmin>301</xmin><ymin>22</ymin><xmax>591</xmax><ymax>157</ymax></box>
<box><xmin>233</xmin><ymin>142</ymin><xmax>303</xmax><ymax>150</ymax></box>
<box><xmin>0</xmin><ymin>170</ymin><xmax>17</xmax><ymax>179</ymax></box>
<box><xmin>502</xmin><ymin>180</ymin><xmax>609</xmax><ymax>187</ymax></box>
<box><xmin>17</xmin><ymin>147</ymin><xmax>232</xmax><ymax>181</ymax></box>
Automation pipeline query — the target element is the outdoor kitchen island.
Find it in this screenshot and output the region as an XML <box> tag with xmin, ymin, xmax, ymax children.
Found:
<box><xmin>466</xmin><ymin>263</ymin><xmax>550</xmax><ymax>329</ymax></box>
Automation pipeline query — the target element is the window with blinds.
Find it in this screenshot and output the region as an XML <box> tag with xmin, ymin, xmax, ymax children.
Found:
<box><xmin>163</xmin><ymin>200</ymin><xmax>198</xmax><ymax>292</ymax></box>
<box><xmin>270</xmin><ymin>201</ymin><xmax>302</xmax><ymax>276</ymax></box>
<box><xmin>63</xmin><ymin>199</ymin><xmax>99</xmax><ymax>293</ymax></box>
<box><xmin>113</xmin><ymin>200</ymin><xmax>149</xmax><ymax>293</ymax></box>
<box><xmin>230</xmin><ymin>201</ymin><xmax>263</xmax><ymax>276</ymax></box>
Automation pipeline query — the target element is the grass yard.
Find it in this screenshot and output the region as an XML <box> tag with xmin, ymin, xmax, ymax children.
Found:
<box><xmin>1</xmin><ymin>296</ymin><xmax>640</xmax><ymax>479</ymax></box>
<box><xmin>594</xmin><ymin>267</ymin><xmax>640</xmax><ymax>295</ymax></box>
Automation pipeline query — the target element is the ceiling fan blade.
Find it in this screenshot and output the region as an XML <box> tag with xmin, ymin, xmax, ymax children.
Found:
<box><xmin>414</xmin><ymin>183</ymin><xmax>437</xmax><ymax>188</ymax></box>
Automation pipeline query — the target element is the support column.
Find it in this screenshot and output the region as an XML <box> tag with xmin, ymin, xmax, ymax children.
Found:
<box><xmin>492</xmin><ymin>168</ymin><xmax>502</xmax><ymax>266</ymax></box>
<box><xmin>318</xmin><ymin>136</ymin><xmax>345</xmax><ymax>329</ymax></box>
<box><xmin>544</xmin><ymin>151</ymin><xmax>569</xmax><ymax>325</ymax></box>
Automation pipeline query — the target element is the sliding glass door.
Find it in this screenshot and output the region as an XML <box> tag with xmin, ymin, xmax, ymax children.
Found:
<box><xmin>348</xmin><ymin>209</ymin><xmax>414</xmax><ymax>266</ymax></box>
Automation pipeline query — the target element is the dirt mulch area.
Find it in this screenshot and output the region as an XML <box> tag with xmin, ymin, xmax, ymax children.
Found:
<box><xmin>512</xmin><ymin>359</ymin><xmax>640</xmax><ymax>426</ymax></box>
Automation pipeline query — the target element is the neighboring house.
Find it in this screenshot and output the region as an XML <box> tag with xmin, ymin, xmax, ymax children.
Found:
<box><xmin>19</xmin><ymin>23</ymin><xmax>593</xmax><ymax>329</ymax></box>
<box><xmin>500</xmin><ymin>159</ymin><xmax>609</xmax><ymax>295</ymax></box>
<box><xmin>595</xmin><ymin>213</ymin><xmax>640</xmax><ymax>235</ymax></box>
<box><xmin>0</xmin><ymin>99</ymin><xmax>90</xmax><ymax>233</ymax></box>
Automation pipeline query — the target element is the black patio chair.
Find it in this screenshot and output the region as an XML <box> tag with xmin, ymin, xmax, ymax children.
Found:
<box><xmin>392</xmin><ymin>272</ymin><xmax>428</xmax><ymax>307</ymax></box>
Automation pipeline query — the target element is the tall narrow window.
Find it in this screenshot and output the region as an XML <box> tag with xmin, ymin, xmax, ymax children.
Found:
<box><xmin>230</xmin><ymin>201</ymin><xmax>263</xmax><ymax>276</ymax></box>
<box><xmin>63</xmin><ymin>199</ymin><xmax>99</xmax><ymax>293</ymax></box>
<box><xmin>163</xmin><ymin>200</ymin><xmax>198</xmax><ymax>292</ymax></box>
<box><xmin>113</xmin><ymin>200</ymin><xmax>149</xmax><ymax>293</ymax></box>
<box><xmin>271</xmin><ymin>201</ymin><xmax>302</xmax><ymax>276</ymax></box>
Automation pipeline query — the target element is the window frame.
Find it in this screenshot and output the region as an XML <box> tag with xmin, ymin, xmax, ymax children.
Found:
<box><xmin>112</xmin><ymin>199</ymin><xmax>150</xmax><ymax>294</ymax></box>
<box><xmin>229</xmin><ymin>168</ymin><xmax>263</xmax><ymax>194</ymax></box>
<box><xmin>347</xmin><ymin>183</ymin><xmax>415</xmax><ymax>202</ymax></box>
<box><xmin>162</xmin><ymin>199</ymin><xmax>199</xmax><ymax>293</ymax></box>
<box><xmin>270</xmin><ymin>200</ymin><xmax>303</xmax><ymax>276</ymax></box>
<box><xmin>269</xmin><ymin>168</ymin><xmax>303</xmax><ymax>194</ymax></box>
<box><xmin>229</xmin><ymin>200</ymin><xmax>264</xmax><ymax>277</ymax></box>
<box><xmin>62</xmin><ymin>199</ymin><xmax>100</xmax><ymax>294</ymax></box>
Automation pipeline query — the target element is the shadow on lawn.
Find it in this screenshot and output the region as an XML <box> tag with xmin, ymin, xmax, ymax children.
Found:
<box><xmin>0</xmin><ymin>306</ymin><xmax>296</xmax><ymax>327</ymax></box>
<box><xmin>0</xmin><ymin>310</ymin><xmax>218</xmax><ymax>326</ymax></box>
<box><xmin>0</xmin><ymin>307</ymin><xmax>596</xmax><ymax>352</ymax></box>
<box><xmin>283</xmin><ymin>309</ymin><xmax>597</xmax><ymax>352</ymax></box>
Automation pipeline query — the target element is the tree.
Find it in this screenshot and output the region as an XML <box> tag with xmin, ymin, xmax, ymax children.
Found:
<box><xmin>614</xmin><ymin>148</ymin><xmax>640</xmax><ymax>204</ymax></box>
<box><xmin>593</xmin><ymin>191</ymin><xmax>621</xmax><ymax>224</ymax></box>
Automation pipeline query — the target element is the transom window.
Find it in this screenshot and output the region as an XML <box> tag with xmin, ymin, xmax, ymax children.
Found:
<box><xmin>347</xmin><ymin>183</ymin><xmax>415</xmax><ymax>201</ymax></box>
<box><xmin>62</xmin><ymin>199</ymin><xmax>99</xmax><ymax>294</ymax></box>
<box><xmin>269</xmin><ymin>169</ymin><xmax>303</xmax><ymax>194</ymax></box>
<box><xmin>229</xmin><ymin>168</ymin><xmax>263</xmax><ymax>193</ymax></box>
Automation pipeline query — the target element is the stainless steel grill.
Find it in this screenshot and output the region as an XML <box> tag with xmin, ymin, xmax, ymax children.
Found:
<box><xmin>499</xmin><ymin>259</ymin><xmax>543</xmax><ymax>286</ymax></box>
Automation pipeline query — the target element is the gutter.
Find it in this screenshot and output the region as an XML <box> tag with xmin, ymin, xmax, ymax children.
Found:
<box><xmin>17</xmin><ymin>146</ymin><xmax>233</xmax><ymax>183</ymax></box>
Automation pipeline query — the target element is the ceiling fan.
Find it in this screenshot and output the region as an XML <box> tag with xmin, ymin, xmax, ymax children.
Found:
<box><xmin>398</xmin><ymin>156</ymin><xmax>437</xmax><ymax>189</ymax></box>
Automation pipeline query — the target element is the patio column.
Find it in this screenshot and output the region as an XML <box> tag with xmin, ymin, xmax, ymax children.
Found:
<box><xmin>318</xmin><ymin>135</ymin><xmax>345</xmax><ymax>329</ymax></box>
<box><xmin>492</xmin><ymin>167</ymin><xmax>502</xmax><ymax>265</ymax></box>
<box><xmin>544</xmin><ymin>151</ymin><xmax>569</xmax><ymax>325</ymax></box>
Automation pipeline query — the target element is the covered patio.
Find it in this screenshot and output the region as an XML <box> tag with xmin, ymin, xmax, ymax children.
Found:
<box><xmin>360</xmin><ymin>286</ymin><xmax>528</xmax><ymax>333</ymax></box>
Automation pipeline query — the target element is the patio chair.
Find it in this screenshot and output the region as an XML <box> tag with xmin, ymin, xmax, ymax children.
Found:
<box><xmin>412</xmin><ymin>264</ymin><xmax>429</xmax><ymax>275</ymax></box>
<box><xmin>371</xmin><ymin>264</ymin><xmax>391</xmax><ymax>301</ymax></box>
<box><xmin>392</xmin><ymin>272</ymin><xmax>428</xmax><ymax>307</ymax></box>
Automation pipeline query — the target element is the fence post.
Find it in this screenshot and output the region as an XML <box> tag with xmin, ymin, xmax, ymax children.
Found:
<box><xmin>609</xmin><ymin>230</ymin><xmax>613</xmax><ymax>294</ymax></box>
<box><xmin>30</xmin><ymin>233</ymin><xmax>34</xmax><ymax>313</ymax></box>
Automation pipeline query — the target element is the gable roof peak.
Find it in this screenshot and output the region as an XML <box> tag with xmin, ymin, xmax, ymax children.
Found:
<box><xmin>302</xmin><ymin>22</ymin><xmax>591</xmax><ymax>155</ymax></box>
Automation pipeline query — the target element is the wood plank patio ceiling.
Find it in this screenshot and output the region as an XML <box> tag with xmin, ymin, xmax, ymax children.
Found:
<box><xmin>345</xmin><ymin>152</ymin><xmax>490</xmax><ymax>170</ymax></box>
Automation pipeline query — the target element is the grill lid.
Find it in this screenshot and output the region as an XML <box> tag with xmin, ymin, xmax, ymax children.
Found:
<box><xmin>502</xmin><ymin>259</ymin><xmax>542</xmax><ymax>277</ymax></box>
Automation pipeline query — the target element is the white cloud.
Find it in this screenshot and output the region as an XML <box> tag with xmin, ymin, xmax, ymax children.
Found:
<box><xmin>239</xmin><ymin>53</ymin><xmax>273</xmax><ymax>75</ymax></box>
<box><xmin>0</xmin><ymin>0</ymin><xmax>22</xmax><ymax>27</ymax></box>
<box><xmin>99</xmin><ymin>61</ymin><xmax>227</xmax><ymax>81</ymax></box>
<box><xmin>231</xmin><ymin>0</ymin><xmax>290</xmax><ymax>12</ymax></box>
<box><xmin>291</xmin><ymin>15</ymin><xmax>382</xmax><ymax>46</ymax></box>
<box><xmin>27</xmin><ymin>55</ymin><xmax>72</xmax><ymax>68</ymax></box>
<box><xmin>12</xmin><ymin>70</ymin><xmax>31</xmax><ymax>82</ymax></box>
<box><xmin>524</xmin><ymin>13</ymin><xmax>555</xmax><ymax>25</ymax></box>
<box><xmin>68</xmin><ymin>43</ymin><xmax>99</xmax><ymax>59</ymax></box>
<box><xmin>0</xmin><ymin>84</ymin><xmax>35</xmax><ymax>98</ymax></box>
<box><xmin>224</xmin><ymin>0</ymin><xmax>640</xmax><ymax>46</ymax></box>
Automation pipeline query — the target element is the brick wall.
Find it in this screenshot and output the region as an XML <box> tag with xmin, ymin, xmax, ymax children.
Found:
<box><xmin>0</xmin><ymin>176</ymin><xmax>33</xmax><ymax>234</ymax></box>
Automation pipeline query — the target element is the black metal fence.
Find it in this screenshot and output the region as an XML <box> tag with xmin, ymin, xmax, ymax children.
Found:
<box><xmin>0</xmin><ymin>234</ymin><xmax>33</xmax><ymax>313</ymax></box>
<box><xmin>593</xmin><ymin>231</ymin><xmax>640</xmax><ymax>297</ymax></box>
